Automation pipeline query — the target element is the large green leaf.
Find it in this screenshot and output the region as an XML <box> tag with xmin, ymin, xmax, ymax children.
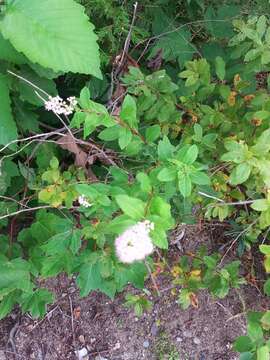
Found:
<box><xmin>0</xmin><ymin>32</ymin><xmax>26</xmax><ymax>64</ymax></box>
<box><xmin>115</xmin><ymin>195</ymin><xmax>145</xmax><ymax>220</ymax></box>
<box><xmin>1</xmin><ymin>0</ymin><xmax>101</xmax><ymax>76</ymax></box>
<box><xmin>20</xmin><ymin>289</ymin><xmax>54</xmax><ymax>318</ymax></box>
<box><xmin>149</xmin><ymin>8</ymin><xmax>195</xmax><ymax>67</ymax></box>
<box><xmin>77</xmin><ymin>255</ymin><xmax>116</xmax><ymax>298</ymax></box>
<box><xmin>0</xmin><ymin>75</ymin><xmax>18</xmax><ymax>147</ymax></box>
<box><xmin>0</xmin><ymin>258</ymin><xmax>32</xmax><ymax>294</ymax></box>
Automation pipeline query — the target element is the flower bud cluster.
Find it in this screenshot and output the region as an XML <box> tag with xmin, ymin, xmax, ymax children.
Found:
<box><xmin>45</xmin><ymin>96</ymin><xmax>77</xmax><ymax>116</ymax></box>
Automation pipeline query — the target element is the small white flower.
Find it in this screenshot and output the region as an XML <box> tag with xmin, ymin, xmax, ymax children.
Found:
<box><xmin>44</xmin><ymin>95</ymin><xmax>77</xmax><ymax>116</ymax></box>
<box><xmin>115</xmin><ymin>220</ymin><xmax>154</xmax><ymax>264</ymax></box>
<box><xmin>78</xmin><ymin>195</ymin><xmax>92</xmax><ymax>208</ymax></box>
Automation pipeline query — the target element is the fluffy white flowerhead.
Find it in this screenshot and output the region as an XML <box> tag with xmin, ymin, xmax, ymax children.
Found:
<box><xmin>78</xmin><ymin>195</ymin><xmax>92</xmax><ymax>208</ymax></box>
<box><xmin>115</xmin><ymin>220</ymin><xmax>155</xmax><ymax>264</ymax></box>
<box><xmin>45</xmin><ymin>95</ymin><xmax>77</xmax><ymax>116</ymax></box>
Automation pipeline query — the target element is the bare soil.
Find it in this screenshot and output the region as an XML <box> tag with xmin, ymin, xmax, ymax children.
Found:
<box><xmin>0</xmin><ymin>226</ymin><xmax>268</xmax><ymax>360</ymax></box>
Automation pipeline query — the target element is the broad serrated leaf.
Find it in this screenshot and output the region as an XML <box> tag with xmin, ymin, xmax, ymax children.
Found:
<box><xmin>77</xmin><ymin>256</ymin><xmax>116</xmax><ymax>298</ymax></box>
<box><xmin>0</xmin><ymin>291</ymin><xmax>18</xmax><ymax>320</ymax></box>
<box><xmin>20</xmin><ymin>289</ymin><xmax>54</xmax><ymax>318</ymax></box>
<box><xmin>115</xmin><ymin>262</ymin><xmax>147</xmax><ymax>290</ymax></box>
<box><xmin>70</xmin><ymin>230</ymin><xmax>82</xmax><ymax>255</ymax></box>
<box><xmin>233</xmin><ymin>336</ymin><xmax>253</xmax><ymax>352</ymax></box>
<box><xmin>0</xmin><ymin>32</ymin><xmax>26</xmax><ymax>64</ymax></box>
<box><xmin>1</xmin><ymin>0</ymin><xmax>101</xmax><ymax>76</ymax></box>
<box><xmin>17</xmin><ymin>66</ymin><xmax>57</xmax><ymax>106</ymax></box>
<box><xmin>0</xmin><ymin>258</ymin><xmax>31</xmax><ymax>293</ymax></box>
<box><xmin>0</xmin><ymin>75</ymin><xmax>18</xmax><ymax>147</ymax></box>
<box><xmin>115</xmin><ymin>195</ymin><xmax>145</xmax><ymax>220</ymax></box>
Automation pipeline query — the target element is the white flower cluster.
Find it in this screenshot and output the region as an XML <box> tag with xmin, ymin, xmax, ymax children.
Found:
<box><xmin>78</xmin><ymin>195</ymin><xmax>92</xmax><ymax>208</ymax></box>
<box><xmin>44</xmin><ymin>95</ymin><xmax>77</xmax><ymax>116</ymax></box>
<box><xmin>115</xmin><ymin>220</ymin><xmax>154</xmax><ymax>264</ymax></box>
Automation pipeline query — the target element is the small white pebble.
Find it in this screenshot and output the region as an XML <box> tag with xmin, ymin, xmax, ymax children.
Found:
<box><xmin>143</xmin><ymin>340</ymin><xmax>150</xmax><ymax>348</ymax></box>
<box><xmin>75</xmin><ymin>347</ymin><xmax>88</xmax><ymax>360</ymax></box>
<box><xmin>113</xmin><ymin>341</ymin><xmax>121</xmax><ymax>350</ymax></box>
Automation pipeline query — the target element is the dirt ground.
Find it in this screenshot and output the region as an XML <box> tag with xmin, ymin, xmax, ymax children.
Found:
<box><xmin>0</xmin><ymin>226</ymin><xmax>269</xmax><ymax>360</ymax></box>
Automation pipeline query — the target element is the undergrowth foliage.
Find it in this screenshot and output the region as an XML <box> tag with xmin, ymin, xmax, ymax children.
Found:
<box><xmin>0</xmin><ymin>0</ymin><xmax>270</xmax><ymax>358</ymax></box>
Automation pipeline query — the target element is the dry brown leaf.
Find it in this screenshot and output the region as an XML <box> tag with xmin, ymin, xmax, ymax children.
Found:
<box><xmin>56</xmin><ymin>134</ymin><xmax>97</xmax><ymax>180</ymax></box>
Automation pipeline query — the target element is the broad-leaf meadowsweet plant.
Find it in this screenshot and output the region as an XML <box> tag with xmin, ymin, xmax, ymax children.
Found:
<box><xmin>0</xmin><ymin>2</ymin><xmax>270</xmax><ymax>357</ymax></box>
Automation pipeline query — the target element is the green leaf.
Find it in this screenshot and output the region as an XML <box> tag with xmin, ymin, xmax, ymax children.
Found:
<box><xmin>239</xmin><ymin>353</ymin><xmax>253</xmax><ymax>360</ymax></box>
<box><xmin>41</xmin><ymin>231</ymin><xmax>71</xmax><ymax>255</ymax></box>
<box><xmin>215</xmin><ymin>56</ymin><xmax>226</xmax><ymax>80</ymax></box>
<box><xmin>17</xmin><ymin>66</ymin><xmax>57</xmax><ymax>106</ymax></box>
<box><xmin>158</xmin><ymin>136</ymin><xmax>174</xmax><ymax>161</ymax></box>
<box><xmin>253</xmin><ymin>111</ymin><xmax>270</xmax><ymax>121</ymax></box>
<box><xmin>181</xmin><ymin>145</ymin><xmax>198</xmax><ymax>165</ymax></box>
<box><xmin>178</xmin><ymin>289</ymin><xmax>191</xmax><ymax>309</ymax></box>
<box><xmin>262</xmin><ymin>50</ymin><xmax>270</xmax><ymax>65</ymax></box>
<box><xmin>251</xmin><ymin>199</ymin><xmax>269</xmax><ymax>212</ymax></box>
<box><xmin>247</xmin><ymin>313</ymin><xmax>264</xmax><ymax>342</ymax></box>
<box><xmin>70</xmin><ymin>230</ymin><xmax>82</xmax><ymax>255</ymax></box>
<box><xmin>0</xmin><ymin>75</ymin><xmax>18</xmax><ymax>147</ymax></box>
<box><xmin>0</xmin><ymin>258</ymin><xmax>31</xmax><ymax>293</ymax></box>
<box><xmin>230</xmin><ymin>163</ymin><xmax>251</xmax><ymax>185</ymax></box>
<box><xmin>264</xmin><ymin>278</ymin><xmax>270</xmax><ymax>296</ymax></box>
<box><xmin>118</xmin><ymin>127</ymin><xmax>132</xmax><ymax>150</ymax></box>
<box><xmin>157</xmin><ymin>167</ymin><xmax>177</xmax><ymax>182</ymax></box>
<box><xmin>150</xmin><ymin>9</ymin><xmax>195</xmax><ymax>67</ymax></box>
<box><xmin>259</xmin><ymin>245</ymin><xmax>270</xmax><ymax>255</ymax></box>
<box><xmin>145</xmin><ymin>125</ymin><xmax>161</xmax><ymax>143</ymax></box>
<box><xmin>0</xmin><ymin>291</ymin><xmax>18</xmax><ymax>320</ymax></box>
<box><xmin>136</xmin><ymin>173</ymin><xmax>152</xmax><ymax>193</ymax></box>
<box><xmin>1</xmin><ymin>0</ymin><xmax>101</xmax><ymax>76</ymax></box>
<box><xmin>77</xmin><ymin>256</ymin><xmax>116</xmax><ymax>298</ymax></box>
<box><xmin>99</xmin><ymin>125</ymin><xmax>120</xmax><ymax>141</ymax></box>
<box><xmin>115</xmin><ymin>195</ymin><xmax>145</xmax><ymax>220</ymax></box>
<box><xmin>257</xmin><ymin>15</ymin><xmax>267</xmax><ymax>37</ymax></box>
<box><xmin>120</xmin><ymin>95</ymin><xmax>137</xmax><ymax>128</ymax></box>
<box><xmin>79</xmin><ymin>87</ymin><xmax>91</xmax><ymax>108</ymax></box>
<box><xmin>150</xmin><ymin>197</ymin><xmax>173</xmax><ymax>226</ymax></box>
<box><xmin>151</xmin><ymin>225</ymin><xmax>168</xmax><ymax>249</ymax></box>
<box><xmin>261</xmin><ymin>311</ymin><xmax>270</xmax><ymax>330</ymax></box>
<box><xmin>257</xmin><ymin>346</ymin><xmax>269</xmax><ymax>360</ymax></box>
<box><xmin>20</xmin><ymin>289</ymin><xmax>54</xmax><ymax>318</ymax></box>
<box><xmin>108</xmin><ymin>215</ymin><xmax>135</xmax><ymax>234</ymax></box>
<box><xmin>233</xmin><ymin>336</ymin><xmax>253</xmax><ymax>352</ymax></box>
<box><xmin>178</xmin><ymin>172</ymin><xmax>192</xmax><ymax>197</ymax></box>
<box><xmin>115</xmin><ymin>262</ymin><xmax>147</xmax><ymax>290</ymax></box>
<box><xmin>190</xmin><ymin>171</ymin><xmax>210</xmax><ymax>185</ymax></box>
<box><xmin>252</xmin><ymin>129</ymin><xmax>270</xmax><ymax>155</ymax></box>
<box><xmin>193</xmin><ymin>123</ymin><xmax>203</xmax><ymax>142</ymax></box>
<box><xmin>0</xmin><ymin>32</ymin><xmax>26</xmax><ymax>64</ymax></box>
